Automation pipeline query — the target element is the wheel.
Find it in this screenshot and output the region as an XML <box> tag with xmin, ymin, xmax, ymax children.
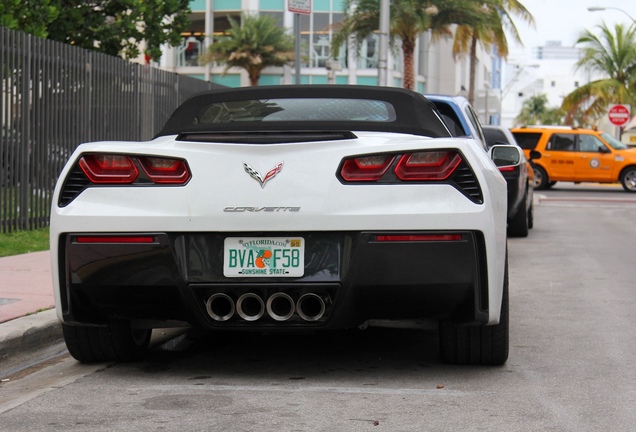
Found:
<box><xmin>528</xmin><ymin>201</ymin><xmax>534</xmax><ymax>229</ymax></box>
<box><xmin>507</xmin><ymin>192</ymin><xmax>529</xmax><ymax>237</ymax></box>
<box><xmin>620</xmin><ymin>166</ymin><xmax>636</xmax><ymax>192</ymax></box>
<box><xmin>532</xmin><ymin>165</ymin><xmax>549</xmax><ymax>190</ymax></box>
<box><xmin>62</xmin><ymin>319</ymin><xmax>151</xmax><ymax>363</ymax></box>
<box><xmin>439</xmin><ymin>259</ymin><xmax>509</xmax><ymax>365</ymax></box>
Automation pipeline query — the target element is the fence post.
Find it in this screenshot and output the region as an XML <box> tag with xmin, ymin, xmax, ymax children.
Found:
<box><xmin>18</xmin><ymin>33</ymin><xmax>31</xmax><ymax>230</ymax></box>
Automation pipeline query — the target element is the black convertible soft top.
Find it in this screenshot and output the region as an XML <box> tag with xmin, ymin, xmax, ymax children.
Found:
<box><xmin>156</xmin><ymin>85</ymin><xmax>451</xmax><ymax>139</ymax></box>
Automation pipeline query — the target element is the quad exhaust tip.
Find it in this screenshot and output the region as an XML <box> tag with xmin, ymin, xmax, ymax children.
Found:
<box><xmin>206</xmin><ymin>293</ymin><xmax>235</xmax><ymax>321</ymax></box>
<box><xmin>266</xmin><ymin>292</ymin><xmax>295</xmax><ymax>321</ymax></box>
<box><xmin>297</xmin><ymin>293</ymin><xmax>326</xmax><ymax>321</ymax></box>
<box><xmin>236</xmin><ymin>293</ymin><xmax>265</xmax><ymax>321</ymax></box>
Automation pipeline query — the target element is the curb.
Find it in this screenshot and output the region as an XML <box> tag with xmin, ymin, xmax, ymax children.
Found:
<box><xmin>0</xmin><ymin>309</ymin><xmax>63</xmax><ymax>368</ymax></box>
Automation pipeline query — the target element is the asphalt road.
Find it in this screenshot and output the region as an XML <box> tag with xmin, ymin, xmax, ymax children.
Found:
<box><xmin>1</xmin><ymin>183</ymin><xmax>635</xmax><ymax>431</ymax></box>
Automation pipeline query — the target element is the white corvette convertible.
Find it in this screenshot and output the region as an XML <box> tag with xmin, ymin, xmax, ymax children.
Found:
<box><xmin>50</xmin><ymin>85</ymin><xmax>517</xmax><ymax>365</ymax></box>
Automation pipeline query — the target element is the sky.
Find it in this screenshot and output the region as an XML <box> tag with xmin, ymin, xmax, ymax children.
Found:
<box><xmin>509</xmin><ymin>0</ymin><xmax>636</xmax><ymax>53</ymax></box>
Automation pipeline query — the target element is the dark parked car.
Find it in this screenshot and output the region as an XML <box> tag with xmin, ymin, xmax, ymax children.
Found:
<box><xmin>483</xmin><ymin>125</ymin><xmax>538</xmax><ymax>237</ymax></box>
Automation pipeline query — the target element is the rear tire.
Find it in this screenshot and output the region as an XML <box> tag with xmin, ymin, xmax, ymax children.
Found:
<box><xmin>620</xmin><ymin>166</ymin><xmax>636</xmax><ymax>192</ymax></box>
<box><xmin>62</xmin><ymin>319</ymin><xmax>151</xmax><ymax>363</ymax></box>
<box><xmin>532</xmin><ymin>165</ymin><xmax>549</xmax><ymax>190</ymax></box>
<box><xmin>439</xmin><ymin>260</ymin><xmax>509</xmax><ymax>365</ymax></box>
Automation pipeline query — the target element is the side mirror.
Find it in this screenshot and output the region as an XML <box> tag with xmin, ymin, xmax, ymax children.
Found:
<box><xmin>599</xmin><ymin>146</ymin><xmax>611</xmax><ymax>154</ymax></box>
<box><xmin>529</xmin><ymin>150</ymin><xmax>542</xmax><ymax>160</ymax></box>
<box><xmin>490</xmin><ymin>144</ymin><xmax>523</xmax><ymax>168</ymax></box>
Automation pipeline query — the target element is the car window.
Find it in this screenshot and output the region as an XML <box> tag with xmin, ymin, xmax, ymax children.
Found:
<box><xmin>600</xmin><ymin>132</ymin><xmax>628</xmax><ymax>150</ymax></box>
<box><xmin>511</xmin><ymin>132</ymin><xmax>541</xmax><ymax>150</ymax></box>
<box><xmin>194</xmin><ymin>98</ymin><xmax>397</xmax><ymax>123</ymax></box>
<box><xmin>463</xmin><ymin>105</ymin><xmax>487</xmax><ymax>150</ymax></box>
<box><xmin>483</xmin><ymin>128</ymin><xmax>509</xmax><ymax>148</ymax></box>
<box><xmin>547</xmin><ymin>134</ymin><xmax>575</xmax><ymax>151</ymax></box>
<box><xmin>429</xmin><ymin>101</ymin><xmax>468</xmax><ymax>136</ymax></box>
<box><xmin>578</xmin><ymin>134</ymin><xmax>606</xmax><ymax>152</ymax></box>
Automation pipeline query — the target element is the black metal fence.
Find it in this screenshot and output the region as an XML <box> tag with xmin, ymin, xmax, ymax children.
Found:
<box><xmin>0</xmin><ymin>27</ymin><xmax>216</xmax><ymax>233</ymax></box>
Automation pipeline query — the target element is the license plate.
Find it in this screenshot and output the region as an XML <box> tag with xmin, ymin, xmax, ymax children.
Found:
<box><xmin>223</xmin><ymin>237</ymin><xmax>305</xmax><ymax>277</ymax></box>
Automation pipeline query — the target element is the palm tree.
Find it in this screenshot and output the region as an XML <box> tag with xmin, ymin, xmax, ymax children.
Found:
<box><xmin>449</xmin><ymin>0</ymin><xmax>534</xmax><ymax>105</ymax></box>
<box><xmin>332</xmin><ymin>0</ymin><xmax>483</xmax><ymax>91</ymax></box>
<box><xmin>561</xmin><ymin>23</ymin><xmax>636</xmax><ymax>125</ymax></box>
<box><xmin>200</xmin><ymin>14</ymin><xmax>295</xmax><ymax>86</ymax></box>
<box><xmin>514</xmin><ymin>94</ymin><xmax>564</xmax><ymax>126</ymax></box>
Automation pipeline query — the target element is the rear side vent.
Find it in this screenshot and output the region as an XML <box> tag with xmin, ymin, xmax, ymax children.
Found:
<box><xmin>450</xmin><ymin>162</ymin><xmax>483</xmax><ymax>204</ymax></box>
<box><xmin>58</xmin><ymin>166</ymin><xmax>90</xmax><ymax>207</ymax></box>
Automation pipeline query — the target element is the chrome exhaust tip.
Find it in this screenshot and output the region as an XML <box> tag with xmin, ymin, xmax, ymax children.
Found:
<box><xmin>205</xmin><ymin>293</ymin><xmax>235</xmax><ymax>321</ymax></box>
<box><xmin>266</xmin><ymin>292</ymin><xmax>295</xmax><ymax>321</ymax></box>
<box><xmin>236</xmin><ymin>293</ymin><xmax>265</xmax><ymax>321</ymax></box>
<box><xmin>297</xmin><ymin>293</ymin><xmax>326</xmax><ymax>321</ymax></box>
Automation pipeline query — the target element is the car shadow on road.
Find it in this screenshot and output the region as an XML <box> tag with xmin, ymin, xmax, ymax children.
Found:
<box><xmin>140</xmin><ymin>327</ymin><xmax>445</xmax><ymax>379</ymax></box>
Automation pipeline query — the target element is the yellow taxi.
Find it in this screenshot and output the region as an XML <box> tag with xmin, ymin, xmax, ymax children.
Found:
<box><xmin>511</xmin><ymin>126</ymin><xmax>636</xmax><ymax>192</ymax></box>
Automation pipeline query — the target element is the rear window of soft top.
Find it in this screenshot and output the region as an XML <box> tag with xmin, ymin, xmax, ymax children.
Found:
<box><xmin>194</xmin><ymin>98</ymin><xmax>396</xmax><ymax>124</ymax></box>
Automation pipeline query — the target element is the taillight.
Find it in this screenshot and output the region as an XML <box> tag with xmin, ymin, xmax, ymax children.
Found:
<box><xmin>498</xmin><ymin>166</ymin><xmax>515</xmax><ymax>172</ymax></box>
<box><xmin>75</xmin><ymin>235</ymin><xmax>156</xmax><ymax>244</ymax></box>
<box><xmin>340</xmin><ymin>155</ymin><xmax>396</xmax><ymax>181</ymax></box>
<box><xmin>77</xmin><ymin>154</ymin><xmax>190</xmax><ymax>185</ymax></box>
<box><xmin>339</xmin><ymin>151</ymin><xmax>463</xmax><ymax>183</ymax></box>
<box><xmin>375</xmin><ymin>234</ymin><xmax>463</xmax><ymax>242</ymax></box>
<box><xmin>394</xmin><ymin>151</ymin><xmax>461</xmax><ymax>181</ymax></box>
<box><xmin>139</xmin><ymin>157</ymin><xmax>190</xmax><ymax>184</ymax></box>
<box><xmin>79</xmin><ymin>154</ymin><xmax>138</xmax><ymax>184</ymax></box>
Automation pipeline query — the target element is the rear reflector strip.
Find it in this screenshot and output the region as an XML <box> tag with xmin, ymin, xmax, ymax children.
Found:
<box><xmin>74</xmin><ymin>236</ymin><xmax>156</xmax><ymax>244</ymax></box>
<box><xmin>498</xmin><ymin>166</ymin><xmax>515</xmax><ymax>172</ymax></box>
<box><xmin>375</xmin><ymin>234</ymin><xmax>463</xmax><ymax>242</ymax></box>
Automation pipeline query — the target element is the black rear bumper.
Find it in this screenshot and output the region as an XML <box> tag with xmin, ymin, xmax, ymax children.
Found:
<box><xmin>57</xmin><ymin>231</ymin><xmax>489</xmax><ymax>329</ymax></box>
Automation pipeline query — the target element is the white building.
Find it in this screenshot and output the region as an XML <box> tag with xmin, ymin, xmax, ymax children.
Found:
<box><xmin>159</xmin><ymin>1</ymin><xmax>500</xmax><ymax>123</ymax></box>
<box><xmin>501</xmin><ymin>41</ymin><xmax>591</xmax><ymax>128</ymax></box>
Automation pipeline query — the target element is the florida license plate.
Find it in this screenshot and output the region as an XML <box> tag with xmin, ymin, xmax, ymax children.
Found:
<box><xmin>223</xmin><ymin>237</ymin><xmax>305</xmax><ymax>277</ymax></box>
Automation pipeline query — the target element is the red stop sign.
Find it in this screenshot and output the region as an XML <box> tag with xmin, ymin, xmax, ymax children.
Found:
<box><xmin>608</xmin><ymin>104</ymin><xmax>630</xmax><ymax>126</ymax></box>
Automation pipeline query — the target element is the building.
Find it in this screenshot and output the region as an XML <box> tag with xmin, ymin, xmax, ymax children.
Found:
<box><xmin>500</xmin><ymin>41</ymin><xmax>590</xmax><ymax>128</ymax></box>
<box><xmin>159</xmin><ymin>0</ymin><xmax>501</xmax><ymax>123</ymax></box>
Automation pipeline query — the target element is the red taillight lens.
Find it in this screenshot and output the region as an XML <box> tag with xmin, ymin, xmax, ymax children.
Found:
<box><xmin>375</xmin><ymin>234</ymin><xmax>463</xmax><ymax>242</ymax></box>
<box><xmin>78</xmin><ymin>154</ymin><xmax>191</xmax><ymax>185</ymax></box>
<box><xmin>74</xmin><ymin>235</ymin><xmax>156</xmax><ymax>243</ymax></box>
<box><xmin>498</xmin><ymin>166</ymin><xmax>515</xmax><ymax>172</ymax></box>
<box><xmin>79</xmin><ymin>154</ymin><xmax>138</xmax><ymax>184</ymax></box>
<box><xmin>340</xmin><ymin>155</ymin><xmax>396</xmax><ymax>181</ymax></box>
<box><xmin>394</xmin><ymin>151</ymin><xmax>462</xmax><ymax>181</ymax></box>
<box><xmin>139</xmin><ymin>157</ymin><xmax>190</xmax><ymax>184</ymax></box>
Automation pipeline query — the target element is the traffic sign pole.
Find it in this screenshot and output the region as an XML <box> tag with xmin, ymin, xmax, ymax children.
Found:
<box><xmin>288</xmin><ymin>0</ymin><xmax>311</xmax><ymax>85</ymax></box>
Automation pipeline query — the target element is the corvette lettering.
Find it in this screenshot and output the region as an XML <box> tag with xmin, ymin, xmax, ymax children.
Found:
<box><xmin>223</xmin><ymin>207</ymin><xmax>300</xmax><ymax>212</ymax></box>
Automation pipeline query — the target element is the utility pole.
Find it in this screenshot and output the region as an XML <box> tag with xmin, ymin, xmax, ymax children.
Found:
<box><xmin>377</xmin><ymin>0</ymin><xmax>389</xmax><ymax>86</ymax></box>
<box><xmin>204</xmin><ymin>0</ymin><xmax>213</xmax><ymax>83</ymax></box>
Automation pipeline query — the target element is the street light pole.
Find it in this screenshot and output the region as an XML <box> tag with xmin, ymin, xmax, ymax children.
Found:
<box><xmin>588</xmin><ymin>6</ymin><xmax>636</xmax><ymax>24</ymax></box>
<box><xmin>377</xmin><ymin>0</ymin><xmax>389</xmax><ymax>86</ymax></box>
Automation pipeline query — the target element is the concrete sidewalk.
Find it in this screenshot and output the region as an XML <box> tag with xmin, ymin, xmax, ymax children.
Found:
<box><xmin>0</xmin><ymin>251</ymin><xmax>62</xmax><ymax>367</ymax></box>
<box><xmin>0</xmin><ymin>251</ymin><xmax>55</xmax><ymax>323</ymax></box>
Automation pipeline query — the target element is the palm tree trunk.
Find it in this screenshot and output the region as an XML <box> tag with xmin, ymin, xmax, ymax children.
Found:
<box><xmin>468</xmin><ymin>33</ymin><xmax>478</xmax><ymax>105</ymax></box>
<box><xmin>402</xmin><ymin>39</ymin><xmax>415</xmax><ymax>90</ymax></box>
